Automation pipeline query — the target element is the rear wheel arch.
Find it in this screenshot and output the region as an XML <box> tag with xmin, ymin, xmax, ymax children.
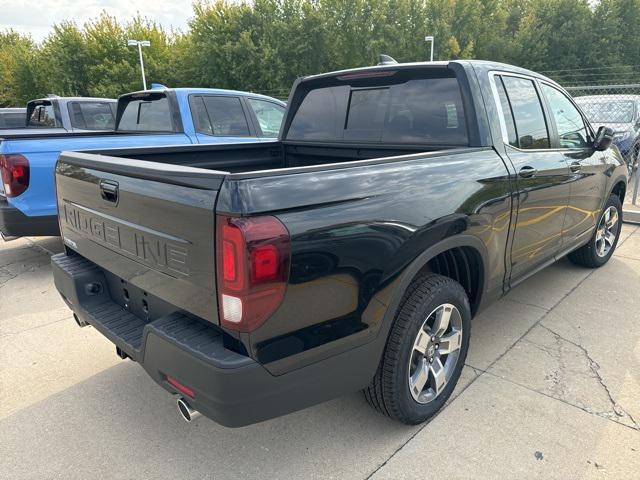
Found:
<box><xmin>379</xmin><ymin>235</ymin><xmax>488</xmax><ymax>339</ymax></box>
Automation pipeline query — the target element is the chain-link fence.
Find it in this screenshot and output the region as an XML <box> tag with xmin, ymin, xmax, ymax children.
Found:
<box><xmin>561</xmin><ymin>83</ymin><xmax>640</xmax><ymax>206</ymax></box>
<box><xmin>541</xmin><ymin>65</ymin><xmax>640</xmax><ymax>207</ymax></box>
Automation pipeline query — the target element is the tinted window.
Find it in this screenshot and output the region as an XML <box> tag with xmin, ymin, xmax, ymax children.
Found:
<box><xmin>345</xmin><ymin>88</ymin><xmax>389</xmax><ymax>141</ymax></box>
<box><xmin>28</xmin><ymin>103</ymin><xmax>57</xmax><ymax>127</ymax></box>
<box><xmin>287</xmin><ymin>85</ymin><xmax>347</xmax><ymax>141</ymax></box>
<box><xmin>541</xmin><ymin>84</ymin><xmax>589</xmax><ymax>149</ymax></box>
<box><xmin>0</xmin><ymin>111</ymin><xmax>25</xmax><ymax>128</ymax></box>
<box><xmin>202</xmin><ymin>96</ymin><xmax>251</xmax><ymax>136</ymax></box>
<box><xmin>118</xmin><ymin>95</ymin><xmax>173</xmax><ymax>132</ymax></box>
<box><xmin>68</xmin><ymin>102</ymin><xmax>116</xmax><ymax>130</ymax></box>
<box><xmin>190</xmin><ymin>96</ymin><xmax>213</xmax><ymax>135</ymax></box>
<box><xmin>495</xmin><ymin>77</ymin><xmax>518</xmax><ymax>148</ymax></box>
<box><xmin>247</xmin><ymin>98</ymin><xmax>284</xmax><ymax>137</ymax></box>
<box><xmin>501</xmin><ymin>76</ymin><xmax>550</xmax><ymax>149</ymax></box>
<box><xmin>288</xmin><ymin>77</ymin><xmax>468</xmax><ymax>145</ymax></box>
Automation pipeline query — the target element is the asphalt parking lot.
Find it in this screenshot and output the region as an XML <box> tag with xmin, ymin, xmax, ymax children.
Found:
<box><xmin>1</xmin><ymin>225</ymin><xmax>639</xmax><ymax>479</ymax></box>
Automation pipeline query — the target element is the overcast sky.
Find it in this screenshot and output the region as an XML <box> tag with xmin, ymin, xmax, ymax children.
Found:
<box><xmin>0</xmin><ymin>0</ymin><xmax>196</xmax><ymax>42</ymax></box>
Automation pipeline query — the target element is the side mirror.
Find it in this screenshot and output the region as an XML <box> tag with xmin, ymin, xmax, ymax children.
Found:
<box><xmin>594</xmin><ymin>126</ymin><xmax>614</xmax><ymax>151</ymax></box>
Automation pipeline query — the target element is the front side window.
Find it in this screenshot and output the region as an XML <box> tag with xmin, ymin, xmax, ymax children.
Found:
<box><xmin>500</xmin><ymin>76</ymin><xmax>550</xmax><ymax>149</ymax></box>
<box><xmin>68</xmin><ymin>102</ymin><xmax>116</xmax><ymax>130</ymax></box>
<box><xmin>541</xmin><ymin>84</ymin><xmax>589</xmax><ymax>149</ymax></box>
<box><xmin>28</xmin><ymin>103</ymin><xmax>57</xmax><ymax>128</ymax></box>
<box><xmin>118</xmin><ymin>94</ymin><xmax>173</xmax><ymax>132</ymax></box>
<box><xmin>247</xmin><ymin>98</ymin><xmax>285</xmax><ymax>137</ymax></box>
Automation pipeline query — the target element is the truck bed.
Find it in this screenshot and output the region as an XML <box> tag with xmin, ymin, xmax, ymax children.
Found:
<box><xmin>76</xmin><ymin>140</ymin><xmax>465</xmax><ymax>174</ymax></box>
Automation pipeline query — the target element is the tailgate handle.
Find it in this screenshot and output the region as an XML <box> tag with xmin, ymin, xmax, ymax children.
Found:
<box><xmin>100</xmin><ymin>180</ymin><xmax>119</xmax><ymax>204</ymax></box>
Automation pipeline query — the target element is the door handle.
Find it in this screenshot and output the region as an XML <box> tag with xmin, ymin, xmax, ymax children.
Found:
<box><xmin>569</xmin><ymin>161</ymin><xmax>582</xmax><ymax>173</ymax></box>
<box><xmin>100</xmin><ymin>179</ymin><xmax>119</xmax><ymax>204</ymax></box>
<box><xmin>518</xmin><ymin>166</ymin><xmax>537</xmax><ymax>178</ymax></box>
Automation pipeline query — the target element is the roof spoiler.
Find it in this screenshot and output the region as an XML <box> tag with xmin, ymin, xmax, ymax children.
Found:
<box><xmin>151</xmin><ymin>83</ymin><xmax>168</xmax><ymax>90</ymax></box>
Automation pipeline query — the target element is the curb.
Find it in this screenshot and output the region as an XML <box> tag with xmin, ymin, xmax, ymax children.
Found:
<box><xmin>623</xmin><ymin>208</ymin><xmax>640</xmax><ymax>224</ymax></box>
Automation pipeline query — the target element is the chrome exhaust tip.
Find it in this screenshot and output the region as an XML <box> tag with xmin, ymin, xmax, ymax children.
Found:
<box><xmin>73</xmin><ymin>313</ymin><xmax>89</xmax><ymax>328</ymax></box>
<box><xmin>177</xmin><ymin>397</ymin><xmax>201</xmax><ymax>423</ymax></box>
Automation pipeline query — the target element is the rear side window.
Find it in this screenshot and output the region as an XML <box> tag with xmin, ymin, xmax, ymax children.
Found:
<box><xmin>287</xmin><ymin>76</ymin><xmax>468</xmax><ymax>145</ymax></box>
<box><xmin>495</xmin><ymin>77</ymin><xmax>519</xmax><ymax>148</ymax></box>
<box><xmin>199</xmin><ymin>96</ymin><xmax>251</xmax><ymax>136</ymax></box>
<box><xmin>68</xmin><ymin>102</ymin><xmax>116</xmax><ymax>130</ymax></box>
<box><xmin>118</xmin><ymin>95</ymin><xmax>173</xmax><ymax>132</ymax></box>
<box><xmin>27</xmin><ymin>103</ymin><xmax>57</xmax><ymax>128</ymax></box>
<box><xmin>500</xmin><ymin>76</ymin><xmax>550</xmax><ymax>149</ymax></box>
<box><xmin>247</xmin><ymin>98</ymin><xmax>285</xmax><ymax>137</ymax></box>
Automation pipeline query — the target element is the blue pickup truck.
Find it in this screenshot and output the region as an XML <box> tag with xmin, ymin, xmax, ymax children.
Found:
<box><xmin>0</xmin><ymin>88</ymin><xmax>286</xmax><ymax>238</ymax></box>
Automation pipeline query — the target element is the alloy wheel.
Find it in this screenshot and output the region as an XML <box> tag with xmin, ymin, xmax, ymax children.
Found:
<box><xmin>407</xmin><ymin>303</ymin><xmax>463</xmax><ymax>404</ymax></box>
<box><xmin>595</xmin><ymin>206</ymin><xmax>619</xmax><ymax>258</ymax></box>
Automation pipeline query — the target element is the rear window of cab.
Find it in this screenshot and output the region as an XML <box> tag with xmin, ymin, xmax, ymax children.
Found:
<box><xmin>117</xmin><ymin>92</ymin><xmax>174</xmax><ymax>132</ymax></box>
<box><xmin>287</xmin><ymin>70</ymin><xmax>468</xmax><ymax>145</ymax></box>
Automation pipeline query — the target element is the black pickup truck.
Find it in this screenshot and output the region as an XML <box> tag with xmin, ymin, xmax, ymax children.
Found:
<box><xmin>51</xmin><ymin>60</ymin><xmax>627</xmax><ymax>427</ymax></box>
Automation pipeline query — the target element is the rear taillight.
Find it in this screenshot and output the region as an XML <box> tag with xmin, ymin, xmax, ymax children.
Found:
<box><xmin>216</xmin><ymin>215</ymin><xmax>290</xmax><ymax>332</ymax></box>
<box><xmin>0</xmin><ymin>154</ymin><xmax>29</xmax><ymax>197</ymax></box>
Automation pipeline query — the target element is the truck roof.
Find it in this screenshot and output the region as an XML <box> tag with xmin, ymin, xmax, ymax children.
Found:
<box><xmin>120</xmin><ymin>88</ymin><xmax>286</xmax><ymax>105</ymax></box>
<box><xmin>28</xmin><ymin>96</ymin><xmax>116</xmax><ymax>104</ymax></box>
<box><xmin>300</xmin><ymin>59</ymin><xmax>559</xmax><ymax>87</ymax></box>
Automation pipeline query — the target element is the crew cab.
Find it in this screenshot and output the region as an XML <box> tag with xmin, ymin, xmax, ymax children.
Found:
<box><xmin>51</xmin><ymin>60</ymin><xmax>627</xmax><ymax>427</ymax></box>
<box><xmin>0</xmin><ymin>88</ymin><xmax>285</xmax><ymax>238</ymax></box>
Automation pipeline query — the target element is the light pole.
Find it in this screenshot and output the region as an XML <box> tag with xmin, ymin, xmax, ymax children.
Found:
<box><xmin>425</xmin><ymin>36</ymin><xmax>434</xmax><ymax>62</ymax></box>
<box><xmin>127</xmin><ymin>39</ymin><xmax>151</xmax><ymax>90</ymax></box>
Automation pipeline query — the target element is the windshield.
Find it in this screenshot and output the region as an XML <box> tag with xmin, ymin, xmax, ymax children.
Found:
<box><xmin>577</xmin><ymin>100</ymin><xmax>635</xmax><ymax>124</ymax></box>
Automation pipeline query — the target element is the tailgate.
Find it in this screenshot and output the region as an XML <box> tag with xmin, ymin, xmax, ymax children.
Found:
<box><xmin>55</xmin><ymin>151</ymin><xmax>226</xmax><ymax>324</ymax></box>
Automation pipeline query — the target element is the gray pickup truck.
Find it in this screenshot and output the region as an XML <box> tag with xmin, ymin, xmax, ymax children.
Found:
<box><xmin>51</xmin><ymin>60</ymin><xmax>627</xmax><ymax>427</ymax></box>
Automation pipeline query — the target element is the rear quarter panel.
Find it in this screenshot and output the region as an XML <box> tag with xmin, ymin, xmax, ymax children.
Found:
<box><xmin>217</xmin><ymin>149</ymin><xmax>513</xmax><ymax>374</ymax></box>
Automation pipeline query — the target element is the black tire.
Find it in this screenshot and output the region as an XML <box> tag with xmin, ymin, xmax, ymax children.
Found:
<box><xmin>568</xmin><ymin>194</ymin><xmax>623</xmax><ymax>268</ymax></box>
<box><xmin>364</xmin><ymin>273</ymin><xmax>471</xmax><ymax>424</ymax></box>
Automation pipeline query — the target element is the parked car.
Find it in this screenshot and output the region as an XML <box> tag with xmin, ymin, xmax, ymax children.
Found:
<box><xmin>574</xmin><ymin>95</ymin><xmax>640</xmax><ymax>172</ymax></box>
<box><xmin>0</xmin><ymin>108</ymin><xmax>27</xmax><ymax>129</ymax></box>
<box><xmin>0</xmin><ymin>88</ymin><xmax>286</xmax><ymax>238</ymax></box>
<box><xmin>51</xmin><ymin>60</ymin><xmax>627</xmax><ymax>428</ymax></box>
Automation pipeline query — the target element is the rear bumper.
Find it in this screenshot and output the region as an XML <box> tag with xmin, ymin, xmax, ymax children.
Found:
<box><xmin>0</xmin><ymin>199</ymin><xmax>59</xmax><ymax>238</ymax></box>
<box><xmin>51</xmin><ymin>252</ymin><xmax>378</xmax><ymax>427</ymax></box>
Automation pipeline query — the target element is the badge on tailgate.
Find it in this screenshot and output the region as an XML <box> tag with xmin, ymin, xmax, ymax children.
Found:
<box><xmin>61</xmin><ymin>201</ymin><xmax>190</xmax><ymax>276</ymax></box>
